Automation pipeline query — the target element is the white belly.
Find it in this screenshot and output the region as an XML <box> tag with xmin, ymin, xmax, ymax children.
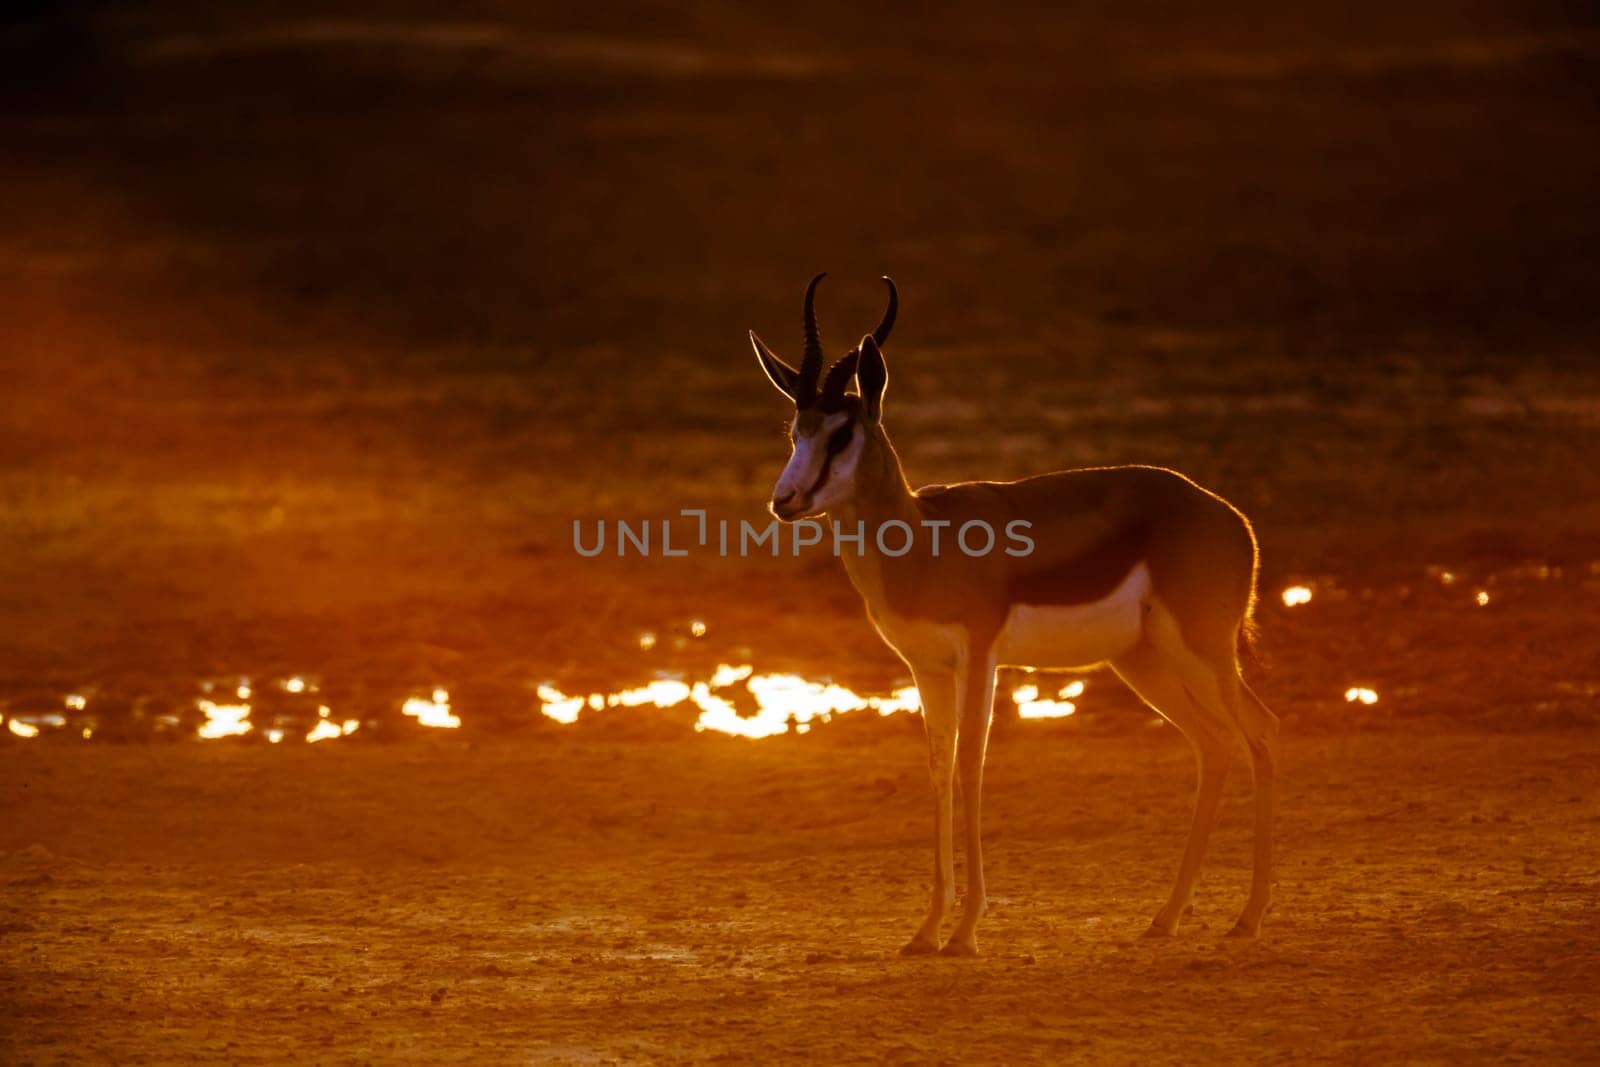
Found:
<box><xmin>994</xmin><ymin>563</ymin><xmax>1150</xmax><ymax>669</ymax></box>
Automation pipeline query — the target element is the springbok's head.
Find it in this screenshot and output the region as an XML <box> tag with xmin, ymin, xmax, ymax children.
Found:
<box><xmin>751</xmin><ymin>273</ymin><xmax>896</xmax><ymax>521</ymax></box>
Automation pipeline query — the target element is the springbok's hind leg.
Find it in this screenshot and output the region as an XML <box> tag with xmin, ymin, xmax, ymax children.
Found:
<box><xmin>1111</xmin><ymin>641</ymin><xmax>1237</xmax><ymax>937</ymax></box>
<box><xmin>1229</xmin><ymin>678</ymin><xmax>1278</xmax><ymax>936</ymax></box>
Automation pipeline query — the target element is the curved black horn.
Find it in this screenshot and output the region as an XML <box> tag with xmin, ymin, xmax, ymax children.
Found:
<box><xmin>818</xmin><ymin>349</ymin><xmax>860</xmax><ymax>412</ymax></box>
<box><xmin>872</xmin><ymin>275</ymin><xmax>898</xmax><ymax>345</ymax></box>
<box><xmin>795</xmin><ymin>272</ymin><xmax>827</xmax><ymax>403</ymax></box>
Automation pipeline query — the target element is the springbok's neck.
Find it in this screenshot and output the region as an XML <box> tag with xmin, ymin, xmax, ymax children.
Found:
<box><xmin>838</xmin><ymin>427</ymin><xmax>918</xmax><ymax>534</ymax></box>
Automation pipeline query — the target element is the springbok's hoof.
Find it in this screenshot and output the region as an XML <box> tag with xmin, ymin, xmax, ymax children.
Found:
<box><xmin>1142</xmin><ymin>921</ymin><xmax>1176</xmax><ymax>939</ymax></box>
<box><xmin>1225</xmin><ymin>920</ymin><xmax>1260</xmax><ymax>939</ymax></box>
<box><xmin>939</xmin><ymin>938</ymin><xmax>979</xmax><ymax>957</ymax></box>
<box><xmin>899</xmin><ymin>937</ymin><xmax>939</xmax><ymax>956</ymax></box>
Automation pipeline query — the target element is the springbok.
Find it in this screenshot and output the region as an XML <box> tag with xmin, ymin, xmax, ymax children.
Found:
<box><xmin>750</xmin><ymin>274</ymin><xmax>1279</xmax><ymax>956</ymax></box>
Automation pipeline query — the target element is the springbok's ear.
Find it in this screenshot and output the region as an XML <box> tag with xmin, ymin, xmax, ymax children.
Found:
<box><xmin>750</xmin><ymin>331</ymin><xmax>799</xmax><ymax>400</ymax></box>
<box><xmin>857</xmin><ymin>334</ymin><xmax>887</xmax><ymax>421</ymax></box>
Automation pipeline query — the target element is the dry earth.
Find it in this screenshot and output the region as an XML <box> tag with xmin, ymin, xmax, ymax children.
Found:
<box><xmin>4</xmin><ymin>728</ymin><xmax>1600</xmax><ymax>1063</ymax></box>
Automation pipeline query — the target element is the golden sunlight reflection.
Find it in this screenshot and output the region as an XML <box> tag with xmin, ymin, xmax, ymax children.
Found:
<box><xmin>284</xmin><ymin>676</ymin><xmax>308</xmax><ymax>694</ymax></box>
<box><xmin>537</xmin><ymin>684</ymin><xmax>584</xmax><ymax>724</ymax></box>
<box><xmin>609</xmin><ymin>680</ymin><xmax>692</xmax><ymax>707</ymax></box>
<box><xmin>1345</xmin><ymin>687</ymin><xmax>1379</xmax><ymax>706</ymax></box>
<box><xmin>1475</xmin><ymin>590</ymin><xmax>1490</xmax><ymax>606</ymax></box>
<box><xmin>65</xmin><ymin>694</ymin><xmax>87</xmax><ymax>711</ymax></box>
<box><xmin>236</xmin><ymin>681</ymin><xmax>252</xmax><ymax>700</ymax></box>
<box><xmin>690</xmin><ymin>671</ymin><xmax>923</xmax><ymax>738</ymax></box>
<box><xmin>710</xmin><ymin>662</ymin><xmax>754</xmax><ymax>688</ymax></box>
<box><xmin>401</xmin><ymin>688</ymin><xmax>460</xmax><ymax>729</ymax></box>
<box><xmin>690</xmin><ymin>620</ymin><xmax>707</xmax><ymax>638</ymax></box>
<box><xmin>638</xmin><ymin>631</ymin><xmax>657</xmax><ymax>651</ymax></box>
<box><xmin>197</xmin><ymin>699</ymin><xmax>252</xmax><ymax>739</ymax></box>
<box><xmin>7</xmin><ymin>718</ymin><xmax>40</xmax><ymax>738</ymax></box>
<box><xmin>1281</xmin><ymin>585</ymin><xmax>1313</xmax><ymax>607</ymax></box>
<box><xmin>1011</xmin><ymin>678</ymin><xmax>1085</xmax><ymax>719</ymax></box>
<box><xmin>305</xmin><ymin>719</ymin><xmax>344</xmax><ymax>743</ymax></box>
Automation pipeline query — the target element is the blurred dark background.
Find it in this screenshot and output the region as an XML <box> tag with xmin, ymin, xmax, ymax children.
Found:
<box><xmin>2</xmin><ymin>2</ymin><xmax>1598</xmax><ymax>723</ymax></box>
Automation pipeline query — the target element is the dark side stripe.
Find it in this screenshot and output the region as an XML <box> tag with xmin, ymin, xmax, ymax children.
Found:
<box><xmin>1005</xmin><ymin>520</ymin><xmax>1149</xmax><ymax>607</ymax></box>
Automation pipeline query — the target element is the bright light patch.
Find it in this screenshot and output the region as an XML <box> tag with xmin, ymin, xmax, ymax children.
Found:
<box><xmin>285</xmin><ymin>677</ymin><xmax>308</xmax><ymax>694</ymax></box>
<box><xmin>1344</xmin><ymin>687</ymin><xmax>1379</xmax><ymax>706</ymax></box>
<box><xmin>1011</xmin><ymin>679</ymin><xmax>1082</xmax><ymax>719</ymax></box>
<box><xmin>1475</xmin><ymin>590</ymin><xmax>1490</xmax><ymax>606</ymax></box>
<box><xmin>317</xmin><ymin>705</ymin><xmax>331</xmax><ymax>718</ymax></box>
<box><xmin>638</xmin><ymin>632</ymin><xmax>657</xmax><ymax>651</ymax></box>
<box><xmin>694</xmin><ymin>673</ymin><xmax>879</xmax><ymax>738</ymax></box>
<box><xmin>1281</xmin><ymin>585</ymin><xmax>1313</xmax><ymax>607</ymax></box>
<box><xmin>587</xmin><ymin>693</ymin><xmax>604</xmax><ymax>710</ymax></box>
<box><xmin>537</xmin><ymin>684</ymin><xmax>584</xmax><ymax>724</ymax></box>
<box><xmin>305</xmin><ymin>719</ymin><xmax>343</xmax><ymax>743</ymax></box>
<box><xmin>689</xmin><ymin>620</ymin><xmax>707</xmax><ymax>638</ymax></box>
<box><xmin>81</xmin><ymin>727</ymin><xmax>92</xmax><ymax>740</ymax></box>
<box><xmin>341</xmin><ymin>719</ymin><xmax>360</xmax><ymax>735</ymax></box>
<box><xmin>608</xmin><ymin>680</ymin><xmax>692</xmax><ymax>707</ymax></box>
<box><xmin>65</xmin><ymin>694</ymin><xmax>88</xmax><ymax>711</ymax></box>
<box><xmin>1439</xmin><ymin>571</ymin><xmax>1457</xmax><ymax>585</ymax></box>
<box><xmin>870</xmin><ymin>686</ymin><xmax>921</xmax><ymax>716</ymax></box>
<box><xmin>401</xmin><ymin>690</ymin><xmax>460</xmax><ymax>729</ymax></box>
<box><xmin>265</xmin><ymin>729</ymin><xmax>285</xmax><ymax>744</ymax></box>
<box><xmin>7</xmin><ymin>718</ymin><xmax>39</xmax><ymax>739</ymax></box>
<box><xmin>197</xmin><ymin>700</ymin><xmax>252</xmax><ymax>739</ymax></box>
<box><xmin>709</xmin><ymin>662</ymin><xmax>754</xmax><ymax>688</ymax></box>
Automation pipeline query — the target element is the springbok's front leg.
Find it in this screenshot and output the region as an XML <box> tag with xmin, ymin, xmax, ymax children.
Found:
<box><xmin>944</xmin><ymin>654</ymin><xmax>998</xmax><ymax>956</ymax></box>
<box><xmin>902</xmin><ymin>668</ymin><xmax>958</xmax><ymax>956</ymax></box>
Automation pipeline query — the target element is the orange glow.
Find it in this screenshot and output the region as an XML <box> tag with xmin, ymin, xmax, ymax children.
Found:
<box><xmin>710</xmin><ymin>662</ymin><xmax>753</xmax><ymax>688</ymax></box>
<box><xmin>305</xmin><ymin>719</ymin><xmax>343</xmax><ymax>743</ymax></box>
<box><xmin>608</xmin><ymin>680</ymin><xmax>692</xmax><ymax>708</ymax></box>
<box><xmin>689</xmin><ymin>620</ymin><xmax>707</xmax><ymax>637</ymax></box>
<box><xmin>7</xmin><ymin>718</ymin><xmax>39</xmax><ymax>739</ymax></box>
<box><xmin>638</xmin><ymin>632</ymin><xmax>658</xmax><ymax>650</ymax></box>
<box><xmin>1344</xmin><ymin>687</ymin><xmax>1379</xmax><ymax>705</ymax></box>
<box><xmin>1012</xmin><ymin>678</ymin><xmax>1083</xmax><ymax>719</ymax></box>
<box><xmin>1281</xmin><ymin>585</ymin><xmax>1313</xmax><ymax>607</ymax></box>
<box><xmin>65</xmin><ymin>693</ymin><xmax>88</xmax><ymax>711</ymax></box>
<box><xmin>1475</xmin><ymin>590</ymin><xmax>1490</xmax><ymax>606</ymax></box>
<box><xmin>401</xmin><ymin>689</ymin><xmax>460</xmax><ymax>729</ymax></box>
<box><xmin>305</xmin><ymin>715</ymin><xmax>359</xmax><ymax>743</ymax></box>
<box><xmin>537</xmin><ymin>684</ymin><xmax>584</xmax><ymax>724</ymax></box>
<box><xmin>692</xmin><ymin>672</ymin><xmax>924</xmax><ymax>737</ymax></box>
<box><xmin>197</xmin><ymin>699</ymin><xmax>252</xmax><ymax>739</ymax></box>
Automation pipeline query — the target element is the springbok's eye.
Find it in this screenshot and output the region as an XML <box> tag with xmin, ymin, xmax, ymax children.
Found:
<box><xmin>826</xmin><ymin>423</ymin><xmax>854</xmax><ymax>455</ymax></box>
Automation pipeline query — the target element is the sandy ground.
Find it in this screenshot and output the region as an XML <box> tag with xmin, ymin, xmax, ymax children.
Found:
<box><xmin>4</xmin><ymin>728</ymin><xmax>1599</xmax><ymax>1063</ymax></box>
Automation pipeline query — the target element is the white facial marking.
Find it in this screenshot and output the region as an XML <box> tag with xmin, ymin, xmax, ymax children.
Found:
<box><xmin>773</xmin><ymin>412</ymin><xmax>862</xmax><ymax>518</ymax></box>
